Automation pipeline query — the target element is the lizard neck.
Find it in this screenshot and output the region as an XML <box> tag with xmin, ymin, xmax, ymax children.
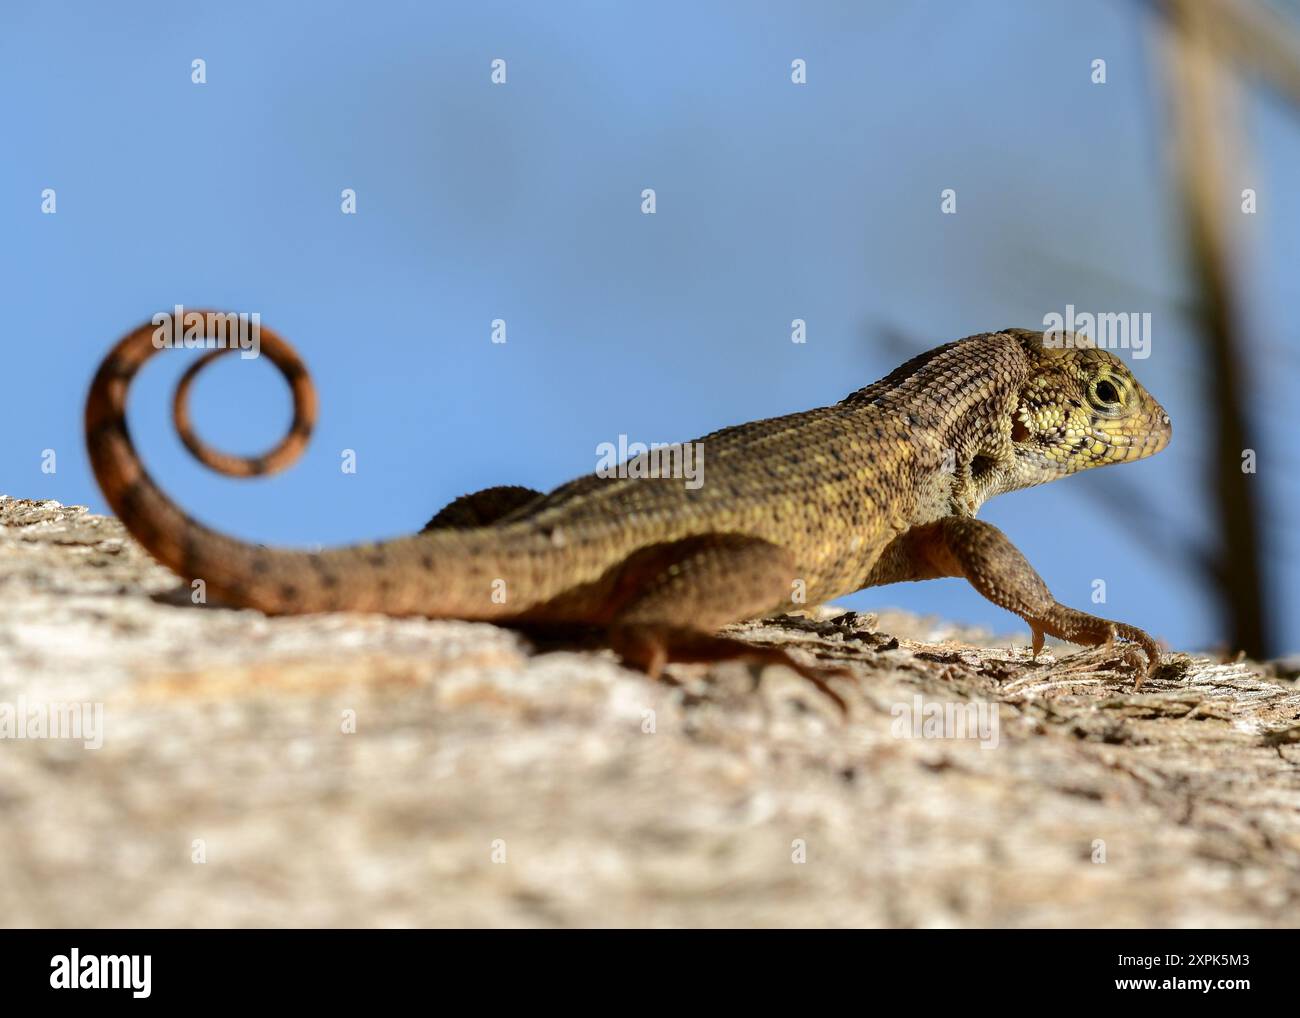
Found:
<box><xmin>840</xmin><ymin>332</ymin><xmax>1031</xmax><ymax>520</ymax></box>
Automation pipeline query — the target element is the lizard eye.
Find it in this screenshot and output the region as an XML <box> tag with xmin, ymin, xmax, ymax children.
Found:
<box><xmin>1089</xmin><ymin>378</ymin><xmax>1124</xmax><ymax>411</ymax></box>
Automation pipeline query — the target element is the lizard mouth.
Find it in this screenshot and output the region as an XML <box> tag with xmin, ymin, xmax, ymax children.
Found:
<box><xmin>1136</xmin><ymin>400</ymin><xmax>1173</xmax><ymax>456</ymax></box>
<box><xmin>1089</xmin><ymin>402</ymin><xmax>1172</xmax><ymax>463</ymax></box>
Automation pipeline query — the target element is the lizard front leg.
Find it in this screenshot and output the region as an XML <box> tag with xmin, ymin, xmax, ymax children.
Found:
<box><xmin>607</xmin><ymin>535</ymin><xmax>853</xmax><ymax>711</ymax></box>
<box><xmin>869</xmin><ymin>517</ymin><xmax>1163</xmax><ymax>686</ymax></box>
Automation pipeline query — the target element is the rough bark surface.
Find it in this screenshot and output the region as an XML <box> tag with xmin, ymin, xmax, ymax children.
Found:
<box><xmin>1</xmin><ymin>494</ymin><xmax>1296</xmax><ymax>928</ymax></box>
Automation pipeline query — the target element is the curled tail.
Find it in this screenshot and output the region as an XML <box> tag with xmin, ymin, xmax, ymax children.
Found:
<box><xmin>85</xmin><ymin>314</ymin><xmax>533</xmax><ymax>618</ymax></box>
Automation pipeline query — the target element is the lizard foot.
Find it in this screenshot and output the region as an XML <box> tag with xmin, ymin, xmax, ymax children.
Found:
<box><xmin>611</xmin><ymin>624</ymin><xmax>854</xmax><ymax>714</ymax></box>
<box><xmin>887</xmin><ymin>518</ymin><xmax>1167</xmax><ymax>691</ymax></box>
<box><xmin>1029</xmin><ymin>605</ymin><xmax>1162</xmax><ymax>688</ymax></box>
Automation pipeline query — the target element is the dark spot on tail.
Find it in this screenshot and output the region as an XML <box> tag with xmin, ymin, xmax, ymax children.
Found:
<box><xmin>99</xmin><ymin>357</ymin><xmax>136</xmax><ymax>382</ymax></box>
<box><xmin>308</xmin><ymin>555</ymin><xmax>339</xmax><ymax>588</ymax></box>
<box><xmin>86</xmin><ymin>417</ymin><xmax>126</xmax><ymax>449</ymax></box>
<box><xmin>181</xmin><ymin>523</ymin><xmax>201</xmax><ymax>576</ymax></box>
<box><xmin>118</xmin><ymin>478</ymin><xmax>145</xmax><ymax>519</ymax></box>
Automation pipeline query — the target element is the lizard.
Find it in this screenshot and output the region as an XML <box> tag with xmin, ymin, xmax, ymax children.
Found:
<box><xmin>85</xmin><ymin>319</ymin><xmax>1172</xmax><ymax>703</ymax></box>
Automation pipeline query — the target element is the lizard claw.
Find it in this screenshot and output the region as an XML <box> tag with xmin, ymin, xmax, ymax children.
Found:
<box><xmin>1023</xmin><ymin>606</ymin><xmax>1162</xmax><ymax>688</ymax></box>
<box><xmin>612</xmin><ymin>625</ymin><xmax>853</xmax><ymax>714</ymax></box>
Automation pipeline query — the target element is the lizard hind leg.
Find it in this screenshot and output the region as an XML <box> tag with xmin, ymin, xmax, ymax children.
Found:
<box><xmin>606</xmin><ymin>535</ymin><xmax>853</xmax><ymax>712</ymax></box>
<box><xmin>421</xmin><ymin>485</ymin><xmax>544</xmax><ymax>531</ymax></box>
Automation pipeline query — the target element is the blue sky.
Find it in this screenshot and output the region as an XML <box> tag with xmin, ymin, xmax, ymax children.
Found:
<box><xmin>2</xmin><ymin>0</ymin><xmax>1296</xmax><ymax>652</ymax></box>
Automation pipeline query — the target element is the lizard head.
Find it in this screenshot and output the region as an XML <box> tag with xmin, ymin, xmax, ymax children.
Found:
<box><xmin>1002</xmin><ymin>328</ymin><xmax>1171</xmax><ymax>490</ymax></box>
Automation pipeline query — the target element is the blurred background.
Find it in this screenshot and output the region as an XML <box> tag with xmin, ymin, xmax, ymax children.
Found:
<box><xmin>1</xmin><ymin>0</ymin><xmax>1296</xmax><ymax>656</ymax></box>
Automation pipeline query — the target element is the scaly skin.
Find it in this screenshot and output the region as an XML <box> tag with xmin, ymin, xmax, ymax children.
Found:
<box><xmin>85</xmin><ymin>320</ymin><xmax>1172</xmax><ymax>694</ymax></box>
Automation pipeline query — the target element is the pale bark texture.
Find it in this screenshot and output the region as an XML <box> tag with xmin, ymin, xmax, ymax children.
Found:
<box><xmin>1</xmin><ymin>495</ymin><xmax>1296</xmax><ymax>927</ymax></box>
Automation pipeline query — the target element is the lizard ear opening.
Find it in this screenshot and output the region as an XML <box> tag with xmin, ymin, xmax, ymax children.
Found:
<box><xmin>1011</xmin><ymin>419</ymin><xmax>1030</xmax><ymax>444</ymax></box>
